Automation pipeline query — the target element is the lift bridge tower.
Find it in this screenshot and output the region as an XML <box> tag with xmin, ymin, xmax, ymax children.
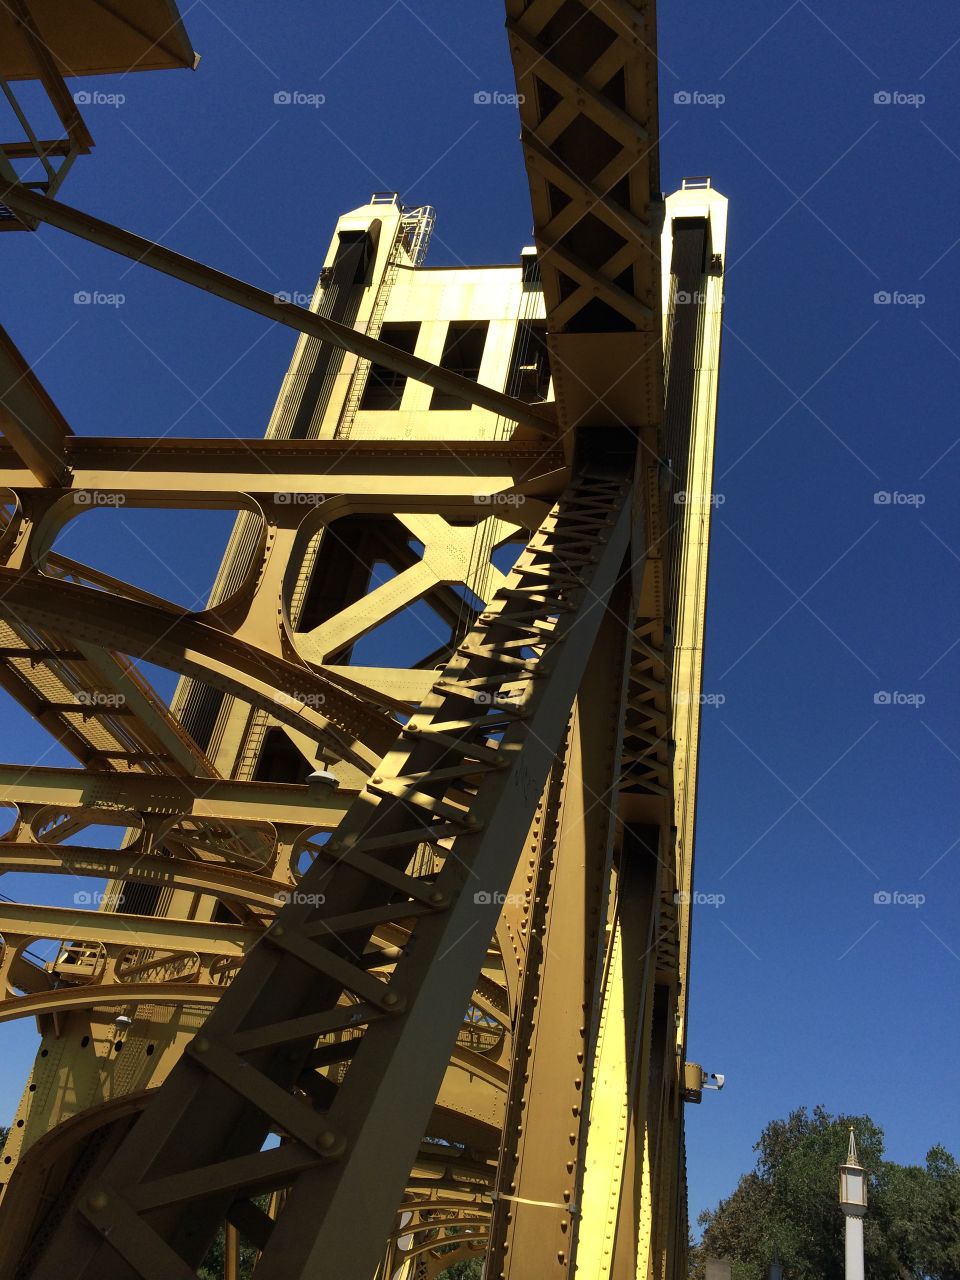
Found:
<box><xmin>0</xmin><ymin>3</ymin><xmax>726</xmax><ymax>1277</ymax></box>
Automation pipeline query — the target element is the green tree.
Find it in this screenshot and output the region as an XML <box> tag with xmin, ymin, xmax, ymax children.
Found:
<box><xmin>436</xmin><ymin>1260</ymin><xmax>484</xmax><ymax>1279</ymax></box>
<box><xmin>196</xmin><ymin>1197</ymin><xmax>270</xmax><ymax>1280</ymax></box>
<box><xmin>690</xmin><ymin>1107</ymin><xmax>960</xmax><ymax>1280</ymax></box>
<box><xmin>196</xmin><ymin>1225</ymin><xmax>259</xmax><ymax>1280</ymax></box>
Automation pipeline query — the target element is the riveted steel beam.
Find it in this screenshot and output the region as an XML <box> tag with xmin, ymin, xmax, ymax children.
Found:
<box><xmin>490</xmin><ymin>577</ymin><xmax>634</xmax><ymax>1278</ymax></box>
<box><xmin>0</xmin><ymin>437</ymin><xmax>567</xmax><ymax>503</ymax></box>
<box><xmin>574</xmin><ymin>828</ymin><xmax>661</xmax><ymax>1279</ymax></box>
<box><xmin>0</xmin><ymin>323</ymin><xmax>72</xmax><ymax>485</ymax></box>
<box><xmin>0</xmin><ymin>901</ymin><xmax>257</xmax><ymax>955</ymax></box>
<box><xmin>0</xmin><ymin>845</ymin><xmax>293</xmax><ymax>912</ymax></box>
<box><xmin>0</xmin><ymin>984</ymin><xmax>224</xmax><ymax>1026</ymax></box>
<box><xmin>0</xmin><ymin>763</ymin><xmax>351</xmax><ymax>827</ymax></box>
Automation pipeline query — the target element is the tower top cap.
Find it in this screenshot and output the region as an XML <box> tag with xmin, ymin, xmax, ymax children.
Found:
<box><xmin>845</xmin><ymin>1126</ymin><xmax>861</xmax><ymax>1167</ymax></box>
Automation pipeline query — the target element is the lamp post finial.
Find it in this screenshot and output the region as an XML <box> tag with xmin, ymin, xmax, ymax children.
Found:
<box><xmin>846</xmin><ymin>1126</ymin><xmax>859</xmax><ymax>1167</ymax></box>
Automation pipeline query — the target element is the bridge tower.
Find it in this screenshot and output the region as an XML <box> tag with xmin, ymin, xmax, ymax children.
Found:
<box><xmin>0</xmin><ymin>4</ymin><xmax>727</xmax><ymax>1277</ymax></box>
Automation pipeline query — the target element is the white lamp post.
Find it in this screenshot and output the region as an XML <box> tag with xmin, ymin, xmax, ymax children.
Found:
<box><xmin>839</xmin><ymin>1127</ymin><xmax>867</xmax><ymax>1280</ymax></box>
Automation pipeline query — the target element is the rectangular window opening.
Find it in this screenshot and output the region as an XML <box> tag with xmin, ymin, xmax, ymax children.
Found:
<box><xmin>430</xmin><ymin>322</ymin><xmax>489</xmax><ymax>410</ymax></box>
<box><xmin>359</xmin><ymin>322</ymin><xmax>420</xmax><ymax>410</ymax></box>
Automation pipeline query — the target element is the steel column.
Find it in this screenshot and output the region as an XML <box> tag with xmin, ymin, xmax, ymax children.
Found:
<box><xmin>489</xmin><ymin>575</ymin><xmax>634</xmax><ymax>1277</ymax></box>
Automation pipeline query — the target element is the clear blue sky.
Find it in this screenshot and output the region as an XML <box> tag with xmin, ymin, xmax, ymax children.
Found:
<box><xmin>2</xmin><ymin>0</ymin><xmax>959</xmax><ymax>1232</ymax></box>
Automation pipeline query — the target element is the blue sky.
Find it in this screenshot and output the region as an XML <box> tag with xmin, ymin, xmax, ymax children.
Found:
<box><xmin>2</xmin><ymin>0</ymin><xmax>959</xmax><ymax>1231</ymax></box>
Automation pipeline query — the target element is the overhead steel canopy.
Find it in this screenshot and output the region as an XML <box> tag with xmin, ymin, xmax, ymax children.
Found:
<box><xmin>507</xmin><ymin>0</ymin><xmax>663</xmax><ymax>432</ymax></box>
<box><xmin>0</xmin><ymin>0</ymin><xmax>197</xmax><ymax>80</ymax></box>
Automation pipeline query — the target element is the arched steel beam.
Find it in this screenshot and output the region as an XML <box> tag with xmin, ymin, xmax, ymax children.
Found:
<box><xmin>0</xmin><ymin>845</ymin><xmax>292</xmax><ymax>911</ymax></box>
<box><xmin>0</xmin><ymin>567</ymin><xmax>397</xmax><ymax>769</ymax></box>
<box><xmin>0</xmin><ymin>982</ymin><xmax>224</xmax><ymax>1025</ymax></box>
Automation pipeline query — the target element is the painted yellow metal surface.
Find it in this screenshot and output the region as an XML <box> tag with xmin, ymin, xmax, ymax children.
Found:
<box><xmin>0</xmin><ymin>0</ymin><xmax>196</xmax><ymax>79</ymax></box>
<box><xmin>0</xmin><ymin>3</ymin><xmax>727</xmax><ymax>1275</ymax></box>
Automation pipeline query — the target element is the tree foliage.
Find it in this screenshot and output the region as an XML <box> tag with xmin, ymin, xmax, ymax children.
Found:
<box><xmin>436</xmin><ymin>1261</ymin><xmax>484</xmax><ymax>1279</ymax></box>
<box><xmin>196</xmin><ymin>1225</ymin><xmax>259</xmax><ymax>1280</ymax></box>
<box><xmin>196</xmin><ymin>1197</ymin><xmax>269</xmax><ymax>1280</ymax></box>
<box><xmin>690</xmin><ymin>1107</ymin><xmax>960</xmax><ymax>1280</ymax></box>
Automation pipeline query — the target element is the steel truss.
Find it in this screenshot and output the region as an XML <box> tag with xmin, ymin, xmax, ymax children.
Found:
<box><xmin>21</xmin><ymin>461</ymin><xmax>634</xmax><ymax>1280</ymax></box>
<box><xmin>0</xmin><ymin>3</ymin><xmax>728</xmax><ymax>1277</ymax></box>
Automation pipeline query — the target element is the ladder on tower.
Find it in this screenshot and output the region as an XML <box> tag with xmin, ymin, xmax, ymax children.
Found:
<box><xmin>336</xmin><ymin>198</ymin><xmax>435</xmax><ymax>440</ymax></box>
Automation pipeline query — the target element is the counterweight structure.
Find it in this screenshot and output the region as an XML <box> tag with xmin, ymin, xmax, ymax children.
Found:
<box><xmin>0</xmin><ymin>3</ymin><xmax>727</xmax><ymax>1277</ymax></box>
